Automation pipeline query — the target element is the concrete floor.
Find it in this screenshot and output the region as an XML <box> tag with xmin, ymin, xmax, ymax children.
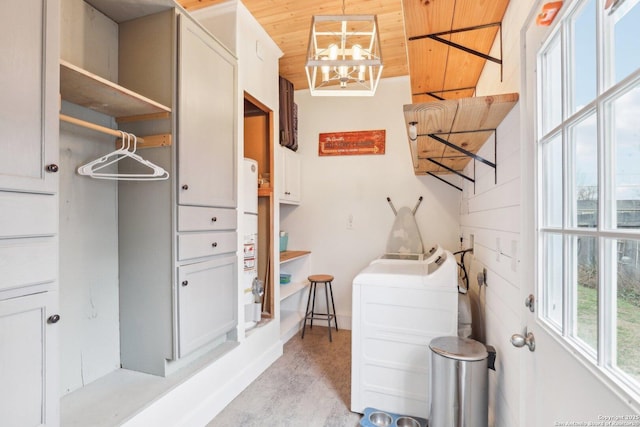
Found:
<box><xmin>207</xmin><ymin>327</ymin><xmax>362</xmax><ymax>427</ymax></box>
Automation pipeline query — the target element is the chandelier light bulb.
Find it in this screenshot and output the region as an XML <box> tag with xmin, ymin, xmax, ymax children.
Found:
<box><xmin>338</xmin><ymin>65</ymin><xmax>349</xmax><ymax>80</ymax></box>
<box><xmin>352</xmin><ymin>44</ymin><xmax>362</xmax><ymax>60</ymax></box>
<box><xmin>321</xmin><ymin>57</ymin><xmax>330</xmax><ymax>83</ymax></box>
<box><xmin>328</xmin><ymin>43</ymin><xmax>339</xmax><ymax>60</ymax></box>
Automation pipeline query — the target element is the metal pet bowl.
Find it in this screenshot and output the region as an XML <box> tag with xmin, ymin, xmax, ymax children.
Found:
<box><xmin>396</xmin><ymin>417</ymin><xmax>420</xmax><ymax>427</ymax></box>
<box><xmin>368</xmin><ymin>412</ymin><xmax>393</xmax><ymax>427</ymax></box>
<box><xmin>360</xmin><ymin>408</ymin><xmax>428</xmax><ymax>427</ymax></box>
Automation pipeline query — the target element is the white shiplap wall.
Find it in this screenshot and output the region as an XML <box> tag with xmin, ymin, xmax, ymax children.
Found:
<box><xmin>460</xmin><ymin>1</ymin><xmax>532</xmax><ymax>426</ymax></box>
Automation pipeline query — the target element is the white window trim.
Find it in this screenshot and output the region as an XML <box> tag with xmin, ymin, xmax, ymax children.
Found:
<box><xmin>533</xmin><ymin>0</ymin><xmax>640</xmax><ymax>406</ymax></box>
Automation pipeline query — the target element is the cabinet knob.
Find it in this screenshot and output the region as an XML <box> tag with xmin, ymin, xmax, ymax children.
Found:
<box><xmin>182</xmin><ymin>184</ymin><xmax>189</xmax><ymax>190</ymax></box>
<box><xmin>182</xmin><ymin>280</ymin><xmax>188</xmax><ymax>287</ymax></box>
<box><xmin>46</xmin><ymin>164</ymin><xmax>59</xmax><ymax>173</ymax></box>
<box><xmin>211</xmin><ymin>217</ymin><xmax>217</xmax><ymax>222</ymax></box>
<box><xmin>212</xmin><ymin>242</ymin><xmax>218</xmax><ymax>248</ymax></box>
<box><xmin>285</xmin><ymin>191</ymin><xmax>290</xmax><ymax>195</ymax></box>
<box><xmin>47</xmin><ymin>314</ymin><xmax>61</xmax><ymax>324</ymax></box>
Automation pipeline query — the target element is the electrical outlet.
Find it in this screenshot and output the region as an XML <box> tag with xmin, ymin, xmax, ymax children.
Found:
<box><xmin>347</xmin><ymin>214</ymin><xmax>354</xmax><ymax>230</ymax></box>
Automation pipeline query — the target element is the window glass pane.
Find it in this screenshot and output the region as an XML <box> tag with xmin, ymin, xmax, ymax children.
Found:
<box><xmin>571</xmin><ymin>111</ymin><xmax>598</xmax><ymax>228</ymax></box>
<box><xmin>542</xmin><ymin>134</ymin><xmax>563</xmax><ymax>227</ymax></box>
<box><xmin>541</xmin><ymin>34</ymin><xmax>563</xmax><ymax>134</ymax></box>
<box><xmin>615</xmin><ymin>238</ymin><xmax>640</xmax><ymax>383</ymax></box>
<box><xmin>571</xmin><ymin>0</ymin><xmax>596</xmax><ymax>114</ymax></box>
<box><xmin>543</xmin><ymin>233</ymin><xmax>564</xmax><ymax>329</ymax></box>
<box><xmin>611</xmin><ymin>0</ymin><xmax>640</xmax><ymax>86</ymax></box>
<box><xmin>574</xmin><ymin>235</ymin><xmax>598</xmax><ymax>352</ymax></box>
<box><xmin>610</xmin><ymin>83</ymin><xmax>640</xmax><ymax>230</ymax></box>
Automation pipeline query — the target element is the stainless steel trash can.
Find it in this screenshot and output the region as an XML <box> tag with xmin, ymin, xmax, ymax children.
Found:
<box><xmin>429</xmin><ymin>336</ymin><xmax>489</xmax><ymax>427</ymax></box>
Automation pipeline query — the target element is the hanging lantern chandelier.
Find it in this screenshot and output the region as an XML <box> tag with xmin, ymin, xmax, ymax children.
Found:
<box><xmin>305</xmin><ymin>1</ymin><xmax>383</xmax><ymax>96</ymax></box>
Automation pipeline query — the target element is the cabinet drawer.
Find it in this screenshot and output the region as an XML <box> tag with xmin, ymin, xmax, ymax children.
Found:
<box><xmin>177</xmin><ymin>256</ymin><xmax>237</xmax><ymax>357</ymax></box>
<box><xmin>178</xmin><ymin>206</ymin><xmax>236</xmax><ymax>232</ymax></box>
<box><xmin>0</xmin><ymin>192</ymin><xmax>57</xmax><ymax>238</ymax></box>
<box><xmin>178</xmin><ymin>231</ymin><xmax>237</xmax><ymax>260</ymax></box>
<box><xmin>0</xmin><ymin>237</ymin><xmax>57</xmax><ymax>297</ymax></box>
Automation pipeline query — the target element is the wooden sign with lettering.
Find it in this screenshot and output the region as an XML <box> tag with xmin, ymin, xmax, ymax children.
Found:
<box><xmin>318</xmin><ymin>130</ymin><xmax>386</xmax><ymax>156</ymax></box>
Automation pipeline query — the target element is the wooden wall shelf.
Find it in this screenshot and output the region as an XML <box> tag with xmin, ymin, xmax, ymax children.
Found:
<box><xmin>60</xmin><ymin>60</ymin><xmax>171</xmax><ymax>120</ymax></box>
<box><xmin>403</xmin><ymin>93</ymin><xmax>518</xmax><ymax>177</ymax></box>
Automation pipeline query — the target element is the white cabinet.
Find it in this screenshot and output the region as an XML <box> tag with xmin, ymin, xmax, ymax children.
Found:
<box><xmin>278</xmin><ymin>146</ymin><xmax>301</xmax><ymax>204</ymax></box>
<box><xmin>0</xmin><ymin>292</ymin><xmax>59</xmax><ymax>427</ymax></box>
<box><xmin>177</xmin><ymin>256</ymin><xmax>237</xmax><ymax>357</ymax></box>
<box><xmin>178</xmin><ymin>15</ymin><xmax>237</xmax><ymax>209</ymax></box>
<box><xmin>0</xmin><ymin>0</ymin><xmax>59</xmax><ymax>194</ymax></box>
<box><xmin>0</xmin><ymin>0</ymin><xmax>60</xmax><ymax>424</ymax></box>
<box><xmin>114</xmin><ymin>9</ymin><xmax>238</xmax><ymax>376</ymax></box>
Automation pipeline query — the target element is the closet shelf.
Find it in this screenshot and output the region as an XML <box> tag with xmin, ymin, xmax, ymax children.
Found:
<box><xmin>60</xmin><ymin>60</ymin><xmax>171</xmax><ymax>120</ymax></box>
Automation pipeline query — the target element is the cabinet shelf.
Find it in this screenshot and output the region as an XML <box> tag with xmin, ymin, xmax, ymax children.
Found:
<box><xmin>280</xmin><ymin>250</ymin><xmax>311</xmax><ymax>264</ymax></box>
<box><xmin>280</xmin><ymin>280</ymin><xmax>309</xmax><ymax>301</ymax></box>
<box><xmin>60</xmin><ymin>60</ymin><xmax>171</xmax><ymax>120</ymax></box>
<box><xmin>258</xmin><ymin>187</ymin><xmax>272</xmax><ymax>197</ymax></box>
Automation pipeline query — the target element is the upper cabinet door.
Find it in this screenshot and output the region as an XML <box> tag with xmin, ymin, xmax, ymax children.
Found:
<box><xmin>279</xmin><ymin>146</ymin><xmax>301</xmax><ymax>205</ymax></box>
<box><xmin>0</xmin><ymin>0</ymin><xmax>59</xmax><ymax>194</ymax></box>
<box><xmin>177</xmin><ymin>15</ymin><xmax>237</xmax><ymax>208</ymax></box>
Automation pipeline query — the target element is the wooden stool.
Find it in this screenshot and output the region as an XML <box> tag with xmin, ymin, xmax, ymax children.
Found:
<box><xmin>301</xmin><ymin>274</ymin><xmax>338</xmax><ymax>342</ymax></box>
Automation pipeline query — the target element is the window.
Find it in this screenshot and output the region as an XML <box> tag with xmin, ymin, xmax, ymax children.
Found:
<box><xmin>537</xmin><ymin>0</ymin><xmax>640</xmax><ymax>396</ymax></box>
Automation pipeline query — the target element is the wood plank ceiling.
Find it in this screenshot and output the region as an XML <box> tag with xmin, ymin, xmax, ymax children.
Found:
<box><xmin>179</xmin><ymin>0</ymin><xmax>511</xmax><ymax>104</ymax></box>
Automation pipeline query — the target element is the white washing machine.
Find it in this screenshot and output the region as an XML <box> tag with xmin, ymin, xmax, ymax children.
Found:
<box><xmin>351</xmin><ymin>251</ymin><xmax>458</xmax><ymax>418</ymax></box>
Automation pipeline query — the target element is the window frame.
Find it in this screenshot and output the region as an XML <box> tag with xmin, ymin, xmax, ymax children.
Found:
<box><xmin>535</xmin><ymin>0</ymin><xmax>640</xmax><ymax>402</ymax></box>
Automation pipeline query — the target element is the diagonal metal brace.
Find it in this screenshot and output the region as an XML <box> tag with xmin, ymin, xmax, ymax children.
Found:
<box><xmin>413</xmin><ymin>86</ymin><xmax>478</xmax><ymax>100</ymax></box>
<box><xmin>408</xmin><ymin>22</ymin><xmax>502</xmax><ymax>65</ymax></box>
<box><xmin>427</xmin><ymin>172</ymin><xmax>462</xmax><ymax>191</ymax></box>
<box><xmin>426</xmin><ymin>158</ymin><xmax>475</xmax><ymax>183</ymax></box>
<box><xmin>428</xmin><ymin>132</ymin><xmax>496</xmax><ymax>169</ymax></box>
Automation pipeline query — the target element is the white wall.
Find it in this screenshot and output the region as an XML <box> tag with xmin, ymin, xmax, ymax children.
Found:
<box><xmin>285</xmin><ymin>76</ymin><xmax>462</xmax><ymax>328</ymax></box>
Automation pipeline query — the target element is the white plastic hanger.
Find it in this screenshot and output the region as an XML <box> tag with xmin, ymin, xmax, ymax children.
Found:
<box><xmin>77</xmin><ymin>131</ymin><xmax>169</xmax><ymax>181</ymax></box>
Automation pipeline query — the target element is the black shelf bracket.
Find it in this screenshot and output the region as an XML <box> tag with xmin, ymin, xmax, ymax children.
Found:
<box><xmin>408</xmin><ymin>22</ymin><xmax>503</xmax><ymax>82</ymax></box>
<box><xmin>426</xmin><ymin>172</ymin><xmax>463</xmax><ymax>192</ymax></box>
<box><xmin>428</xmin><ymin>131</ymin><xmax>496</xmax><ymax>169</ymax></box>
<box><xmin>416</xmin><ymin>128</ymin><xmax>498</xmax><ymax>192</ymax></box>
<box><xmin>426</xmin><ymin>158</ymin><xmax>475</xmax><ymax>183</ymax></box>
<box><xmin>412</xmin><ymin>86</ymin><xmax>477</xmax><ymax>101</ymax></box>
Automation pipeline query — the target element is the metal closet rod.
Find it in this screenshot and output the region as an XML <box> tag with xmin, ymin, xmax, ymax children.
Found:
<box><xmin>59</xmin><ymin>113</ymin><xmax>145</xmax><ymax>144</ymax></box>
